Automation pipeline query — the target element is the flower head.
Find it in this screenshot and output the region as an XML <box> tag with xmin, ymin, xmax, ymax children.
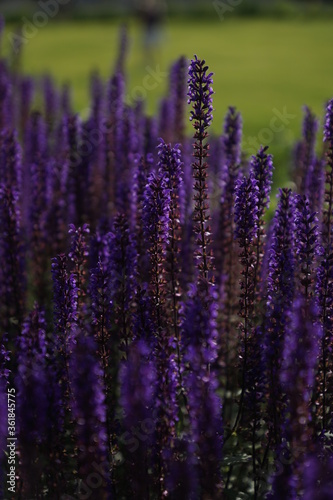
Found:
<box><xmin>324</xmin><ymin>98</ymin><xmax>333</xmax><ymax>144</ymax></box>
<box><xmin>187</xmin><ymin>55</ymin><xmax>214</xmax><ymax>135</ymax></box>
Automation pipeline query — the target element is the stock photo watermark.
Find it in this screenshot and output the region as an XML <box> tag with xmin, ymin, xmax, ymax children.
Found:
<box><xmin>126</xmin><ymin>65</ymin><xmax>167</xmax><ymax>105</ymax></box>
<box><xmin>8</xmin><ymin>0</ymin><xmax>71</xmax><ymax>52</ymax></box>
<box><xmin>213</xmin><ymin>0</ymin><xmax>243</xmax><ymax>21</ymax></box>
<box><xmin>7</xmin><ymin>387</ymin><xmax>17</xmax><ymax>495</ymax></box>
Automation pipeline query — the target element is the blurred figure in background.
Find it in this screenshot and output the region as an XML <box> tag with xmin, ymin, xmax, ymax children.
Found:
<box><xmin>135</xmin><ymin>0</ymin><xmax>167</xmax><ymax>63</ymax></box>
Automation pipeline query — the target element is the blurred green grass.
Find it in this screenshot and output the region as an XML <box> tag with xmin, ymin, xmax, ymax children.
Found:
<box><xmin>4</xmin><ymin>18</ymin><xmax>333</xmax><ymax>188</ymax></box>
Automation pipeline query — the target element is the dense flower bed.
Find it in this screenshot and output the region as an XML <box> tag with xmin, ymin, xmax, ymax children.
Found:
<box><xmin>1</xmin><ymin>20</ymin><xmax>333</xmax><ymax>500</ymax></box>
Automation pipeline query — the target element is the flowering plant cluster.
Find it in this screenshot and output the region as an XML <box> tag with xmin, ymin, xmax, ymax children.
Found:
<box><xmin>1</xmin><ymin>20</ymin><xmax>333</xmax><ymax>499</ymax></box>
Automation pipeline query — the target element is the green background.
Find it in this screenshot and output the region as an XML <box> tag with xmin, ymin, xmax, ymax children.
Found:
<box><xmin>4</xmin><ymin>18</ymin><xmax>333</xmax><ymax>188</ymax></box>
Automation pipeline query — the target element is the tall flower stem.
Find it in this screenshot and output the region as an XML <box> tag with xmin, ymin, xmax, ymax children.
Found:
<box><xmin>188</xmin><ymin>55</ymin><xmax>214</xmax><ymax>282</ymax></box>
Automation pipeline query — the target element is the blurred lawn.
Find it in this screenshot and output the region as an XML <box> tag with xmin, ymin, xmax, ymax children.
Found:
<box><xmin>4</xmin><ymin>18</ymin><xmax>333</xmax><ymax>188</ymax></box>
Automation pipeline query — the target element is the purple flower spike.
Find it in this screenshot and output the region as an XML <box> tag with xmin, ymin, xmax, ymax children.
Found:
<box><xmin>0</xmin><ymin>129</ymin><xmax>22</xmax><ymax>193</ymax></box>
<box><xmin>68</xmin><ymin>223</ymin><xmax>90</xmax><ymax>318</ymax></box>
<box><xmin>188</xmin><ymin>55</ymin><xmax>214</xmax><ymax>281</ymax></box>
<box><xmin>164</xmin><ymin>438</ymin><xmax>199</xmax><ymax>500</ymax></box>
<box><xmin>132</xmin><ymin>285</ymin><xmax>156</xmax><ymax>343</ymax></box>
<box><xmin>157</xmin><ymin>139</ymin><xmax>183</xmax><ymax>346</ymax></box>
<box><xmin>314</xmin><ymin>100</ymin><xmax>333</xmax><ymax>434</ymax></box>
<box><xmin>119</xmin><ymin>339</ymin><xmax>156</xmax><ymax>497</ymax></box>
<box><xmin>169</xmin><ymin>56</ymin><xmax>187</xmax><ymax>142</ymax></box>
<box><xmin>42</xmin><ymin>74</ymin><xmax>59</xmax><ymax>130</ymax></box>
<box><xmin>302</xmin><ymin>455</ymin><xmax>333</xmax><ymax>500</ymax></box>
<box><xmin>120</xmin><ymin>339</ymin><xmax>156</xmax><ymax>433</ymax></box>
<box><xmin>233</xmin><ymin>175</ymin><xmax>260</xmax><ymax>438</ymax></box>
<box><xmin>181</xmin><ymin>280</ymin><xmax>222</xmax><ymax>498</ymax></box>
<box><xmin>323</xmin><ymin>98</ymin><xmax>333</xmax><ymax>144</ymax></box>
<box><xmin>143</xmin><ymin>173</ymin><xmax>170</xmax><ymax>252</ymax></box>
<box><xmin>69</xmin><ymin>333</ymin><xmax>109</xmax><ymax>498</ymax></box>
<box><xmin>115</xmin><ymin>23</ymin><xmax>129</xmax><ymax>75</ymax></box>
<box><xmin>17</xmin><ymin>304</ymin><xmax>48</xmax><ymax>498</ymax></box>
<box><xmin>294</xmin><ymin>194</ymin><xmax>321</xmax><ymax>299</ymax></box>
<box><xmin>234</xmin><ymin>175</ymin><xmax>259</xmax><ymax>244</ymax></box>
<box><xmin>265</xmin><ymin>188</ymin><xmax>295</xmax><ymax>446</ymax></box>
<box><xmin>0</xmin><ymin>61</ymin><xmax>11</xmax><ymax>131</ymax></box>
<box><xmin>294</xmin><ymin>106</ymin><xmax>319</xmax><ymax>195</ymax></box>
<box><xmin>249</xmin><ymin>145</ymin><xmax>274</xmax><ymax>297</ymax></box>
<box><xmin>52</xmin><ymin>253</ymin><xmax>78</xmax><ymax>354</ymax></box>
<box><xmin>222</xmin><ymin>106</ymin><xmax>242</xmax><ymax>171</ymax></box>
<box><xmin>0</xmin><ymin>341</ymin><xmax>10</xmax><ymax>382</ymax></box>
<box><xmin>0</xmin><ymin>184</ymin><xmax>25</xmax><ymax>338</ymax></box>
<box><xmin>250</xmin><ymin>145</ymin><xmax>274</xmax><ymax>219</ymax></box>
<box><xmin>142</xmin><ymin>173</ymin><xmax>170</xmax><ymax>325</ymax></box>
<box><xmin>187</xmin><ymin>55</ymin><xmax>214</xmax><ymax>133</ymax></box>
<box><xmin>108</xmin><ymin>213</ymin><xmax>137</xmax><ymax>354</ymax></box>
<box><xmin>279</xmin><ymin>299</ymin><xmax>322</xmax><ymax>494</ymax></box>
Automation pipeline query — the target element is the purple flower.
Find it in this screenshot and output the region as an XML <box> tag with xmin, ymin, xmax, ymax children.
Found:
<box><xmin>142</xmin><ymin>170</ymin><xmax>180</xmax><ymax>487</ymax></box>
<box><xmin>119</xmin><ymin>339</ymin><xmax>156</xmax><ymax>497</ymax></box>
<box><xmin>234</xmin><ymin>175</ymin><xmax>259</xmax><ymax>244</ymax></box>
<box><xmin>214</xmin><ymin>109</ymin><xmax>243</xmax><ymax>342</ymax></box>
<box><xmin>222</xmin><ymin>106</ymin><xmax>242</xmax><ymax>172</ymax></box>
<box><xmin>0</xmin><ymin>129</ymin><xmax>22</xmax><ymax>192</ymax></box>
<box><xmin>0</xmin><ymin>341</ymin><xmax>10</xmax><ymax>382</ymax></box>
<box><xmin>323</xmin><ymin>98</ymin><xmax>333</xmax><ymax>144</ymax></box>
<box><xmin>307</xmin><ymin>157</ymin><xmax>325</xmax><ymax>215</ymax></box>
<box><xmin>158</xmin><ymin>97</ymin><xmax>174</xmax><ymax>144</ymax></box>
<box><xmin>60</xmin><ymin>82</ymin><xmax>72</xmax><ymax>115</ymax></box>
<box><xmin>169</xmin><ymin>56</ymin><xmax>187</xmax><ymax>142</ymax></box>
<box><xmin>120</xmin><ymin>338</ymin><xmax>156</xmax><ymax>432</ymax></box>
<box><xmin>52</xmin><ymin>253</ymin><xmax>78</xmax><ymax>349</ymax></box>
<box><xmin>294</xmin><ymin>194</ymin><xmax>321</xmax><ymax>299</ymax></box>
<box><xmin>265</xmin><ymin>188</ymin><xmax>295</xmax><ymax>445</ymax></box>
<box><xmin>157</xmin><ymin>139</ymin><xmax>183</xmax><ymax>345</ymax></box>
<box><xmin>142</xmin><ymin>173</ymin><xmax>170</xmax><ymax>323</ymax></box>
<box><xmin>132</xmin><ymin>285</ymin><xmax>156</xmax><ymax>343</ymax></box>
<box><xmin>16</xmin><ymin>305</ymin><xmax>48</xmax><ymax>497</ymax></box>
<box><xmin>115</xmin><ymin>24</ymin><xmax>129</xmax><ymax>75</ymax></box>
<box><xmin>187</xmin><ymin>55</ymin><xmax>214</xmax><ymax>133</ymax></box>
<box><xmin>266</xmin><ymin>189</ymin><xmax>295</xmax><ymax>312</ymax></box>
<box><xmin>188</xmin><ymin>56</ymin><xmax>214</xmax><ymax>280</ymax></box>
<box><xmin>0</xmin><ymin>184</ymin><xmax>25</xmax><ymax>338</ymax></box>
<box><xmin>294</xmin><ymin>106</ymin><xmax>319</xmax><ymax>195</ymax></box>
<box><xmin>19</xmin><ymin>77</ymin><xmax>35</xmax><ymax>134</ymax></box>
<box><xmin>69</xmin><ymin>333</ymin><xmax>109</xmax><ymax>494</ymax></box>
<box><xmin>42</xmin><ymin>74</ymin><xmax>59</xmax><ymax>129</ymax></box>
<box><xmin>181</xmin><ymin>279</ymin><xmax>222</xmax><ymax>497</ymax></box>
<box><xmin>0</xmin><ymin>61</ymin><xmax>12</xmax><ymax>131</ymax></box>
<box><xmin>90</xmin><ymin>256</ymin><xmax>112</xmax><ymax>344</ymax></box>
<box><xmin>266</xmin><ymin>454</ymin><xmax>297</xmax><ymax>500</ymax></box>
<box><xmin>248</xmin><ymin>146</ymin><xmax>274</xmax><ymax>304</ymax></box>
<box><xmin>143</xmin><ymin>173</ymin><xmax>170</xmax><ymax>251</ymax></box>
<box><xmin>280</xmin><ymin>298</ymin><xmax>322</xmax><ymax>493</ymax></box>
<box><xmin>108</xmin><ymin>213</ymin><xmax>137</xmax><ymax>354</ymax></box>
<box><xmin>132</xmin><ymin>154</ymin><xmax>154</xmax><ymax>278</ymax></box>
<box><xmin>302</xmin><ymin>455</ymin><xmax>333</xmax><ymax>500</ymax></box>
<box><xmin>233</xmin><ymin>175</ymin><xmax>260</xmax><ymax>444</ymax></box>
<box><xmin>249</xmin><ymin>145</ymin><xmax>274</xmax><ymax>219</ymax></box>
<box><xmin>164</xmin><ymin>438</ymin><xmax>199</xmax><ymax>500</ymax></box>
<box><xmin>68</xmin><ymin>223</ymin><xmax>90</xmax><ymax>318</ymax></box>
<box><xmin>314</xmin><ymin>101</ymin><xmax>333</xmax><ymax>433</ymax></box>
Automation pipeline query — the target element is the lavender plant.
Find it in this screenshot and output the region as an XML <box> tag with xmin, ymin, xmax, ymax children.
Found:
<box><xmin>0</xmin><ymin>28</ymin><xmax>333</xmax><ymax>499</ymax></box>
